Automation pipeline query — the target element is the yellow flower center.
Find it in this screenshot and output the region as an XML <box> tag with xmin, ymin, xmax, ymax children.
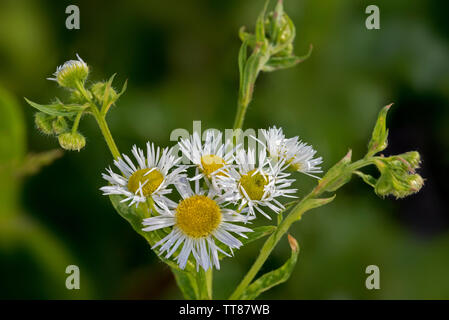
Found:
<box><xmin>239</xmin><ymin>169</ymin><xmax>268</xmax><ymax>201</ymax></box>
<box><xmin>176</xmin><ymin>195</ymin><xmax>222</xmax><ymax>238</ymax></box>
<box><xmin>200</xmin><ymin>154</ymin><xmax>226</xmax><ymax>177</ymax></box>
<box><xmin>127</xmin><ymin>168</ymin><xmax>164</xmax><ymax>196</ymax></box>
<box><xmin>288</xmin><ymin>158</ymin><xmax>302</xmax><ymax>171</ymax></box>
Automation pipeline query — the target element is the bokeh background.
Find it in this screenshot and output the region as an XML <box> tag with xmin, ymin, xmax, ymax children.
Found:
<box><xmin>1</xmin><ymin>0</ymin><xmax>448</xmax><ymax>299</ymax></box>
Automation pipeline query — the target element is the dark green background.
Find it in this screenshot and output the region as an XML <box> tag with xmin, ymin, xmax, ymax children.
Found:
<box><xmin>0</xmin><ymin>0</ymin><xmax>448</xmax><ymax>299</ymax></box>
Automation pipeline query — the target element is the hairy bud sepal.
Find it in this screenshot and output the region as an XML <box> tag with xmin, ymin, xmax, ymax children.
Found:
<box><xmin>58</xmin><ymin>132</ymin><xmax>86</xmax><ymax>151</ymax></box>
<box><xmin>48</xmin><ymin>54</ymin><xmax>89</xmax><ymax>90</ymax></box>
<box><xmin>34</xmin><ymin>112</ymin><xmax>54</xmax><ymax>135</ymax></box>
<box><xmin>52</xmin><ymin>117</ymin><xmax>69</xmax><ymax>135</ymax></box>
<box><xmin>372</xmin><ymin>157</ymin><xmax>424</xmax><ymax>199</ymax></box>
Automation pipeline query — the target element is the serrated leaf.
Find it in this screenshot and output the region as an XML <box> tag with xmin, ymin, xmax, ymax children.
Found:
<box><xmin>239</xmin><ymin>234</ymin><xmax>300</xmax><ymax>300</ymax></box>
<box><xmin>25</xmin><ymin>98</ymin><xmax>86</xmax><ymax>117</ymax></box>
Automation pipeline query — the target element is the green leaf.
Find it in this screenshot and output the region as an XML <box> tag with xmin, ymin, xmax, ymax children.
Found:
<box><xmin>24</xmin><ymin>98</ymin><xmax>86</xmax><ymax>117</ymax></box>
<box><xmin>239</xmin><ymin>234</ymin><xmax>300</xmax><ymax>300</ymax></box>
<box><xmin>300</xmin><ymin>195</ymin><xmax>336</xmax><ymax>218</ymax></box>
<box><xmin>316</xmin><ymin>149</ymin><xmax>353</xmax><ymax>193</ymax></box>
<box><xmin>255</xmin><ymin>0</ymin><xmax>269</xmax><ymax>43</ymax></box>
<box><xmin>262</xmin><ymin>45</ymin><xmax>312</xmax><ymax>72</ymax></box>
<box><xmin>270</xmin><ymin>0</ymin><xmax>284</xmax><ymax>42</ymax></box>
<box><xmin>243</xmin><ymin>225</ymin><xmax>277</xmax><ymax>244</ymax></box>
<box><xmin>367</xmin><ymin>104</ymin><xmax>392</xmax><ymax>157</ymax></box>
<box><xmin>238</xmin><ymin>40</ymin><xmax>249</xmax><ymax>86</ymax></box>
<box><xmin>172</xmin><ymin>268</ymin><xmax>199</xmax><ymax>300</ymax></box>
<box><xmin>288</xmin><ymin>195</ymin><xmax>335</xmax><ymax>222</ymax></box>
<box><xmin>238</xmin><ymin>26</ymin><xmax>256</xmax><ymax>48</ymax></box>
<box><xmin>117</xmin><ymin>79</ymin><xmax>128</xmax><ymax>99</ymax></box>
<box><xmin>109</xmin><ymin>194</ymin><xmax>209</xmax><ymax>298</ymax></box>
<box><xmin>239</xmin><ymin>51</ymin><xmax>264</xmax><ymax>105</ymax></box>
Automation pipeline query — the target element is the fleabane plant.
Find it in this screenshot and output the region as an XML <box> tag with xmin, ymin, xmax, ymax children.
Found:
<box><xmin>25</xmin><ymin>0</ymin><xmax>423</xmax><ymax>300</ymax></box>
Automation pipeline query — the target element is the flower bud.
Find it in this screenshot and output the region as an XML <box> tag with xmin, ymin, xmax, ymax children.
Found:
<box><xmin>47</xmin><ymin>54</ymin><xmax>89</xmax><ymax>89</ymax></box>
<box><xmin>58</xmin><ymin>132</ymin><xmax>86</xmax><ymax>151</ymax></box>
<box><xmin>52</xmin><ymin>117</ymin><xmax>68</xmax><ymax>135</ymax></box>
<box><xmin>374</xmin><ymin>158</ymin><xmax>424</xmax><ymax>199</ymax></box>
<box><xmin>400</xmin><ymin>151</ymin><xmax>421</xmax><ymax>170</ymax></box>
<box><xmin>69</xmin><ymin>89</ymin><xmax>86</xmax><ymax>104</ymax></box>
<box><xmin>407</xmin><ymin>174</ymin><xmax>424</xmax><ymax>193</ymax></box>
<box><xmin>91</xmin><ymin>82</ymin><xmax>118</xmax><ymax>104</ymax></box>
<box><xmin>34</xmin><ymin>112</ymin><xmax>54</xmax><ymax>135</ymax></box>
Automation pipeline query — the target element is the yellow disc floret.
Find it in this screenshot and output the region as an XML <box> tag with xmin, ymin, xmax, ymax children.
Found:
<box><xmin>200</xmin><ymin>154</ymin><xmax>226</xmax><ymax>177</ymax></box>
<box><xmin>127</xmin><ymin>168</ymin><xmax>164</xmax><ymax>196</ymax></box>
<box><xmin>239</xmin><ymin>169</ymin><xmax>268</xmax><ymax>201</ymax></box>
<box><xmin>288</xmin><ymin>158</ymin><xmax>302</xmax><ymax>171</ymax></box>
<box><xmin>176</xmin><ymin>195</ymin><xmax>222</xmax><ymax>238</ymax></box>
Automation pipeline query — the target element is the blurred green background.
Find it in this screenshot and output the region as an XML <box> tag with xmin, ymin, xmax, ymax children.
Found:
<box><xmin>1</xmin><ymin>0</ymin><xmax>448</xmax><ymax>299</ymax></box>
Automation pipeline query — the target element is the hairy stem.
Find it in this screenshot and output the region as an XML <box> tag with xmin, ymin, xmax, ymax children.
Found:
<box><xmin>91</xmin><ymin>107</ymin><xmax>120</xmax><ymax>159</ymax></box>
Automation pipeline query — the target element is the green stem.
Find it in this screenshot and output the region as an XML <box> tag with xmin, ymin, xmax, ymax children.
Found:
<box><xmin>91</xmin><ymin>107</ymin><xmax>120</xmax><ymax>159</ymax></box>
<box><xmin>71</xmin><ymin>111</ymin><xmax>83</xmax><ymax>134</ymax></box>
<box><xmin>196</xmin><ymin>268</ymin><xmax>212</xmax><ymax>300</ymax></box>
<box><xmin>206</xmin><ymin>268</ymin><xmax>213</xmax><ymax>299</ymax></box>
<box><xmin>75</xmin><ymin>80</ymin><xmax>121</xmax><ymax>159</ymax></box>
<box><xmin>232</xmin><ymin>48</ymin><xmax>270</xmax><ymax>131</ymax></box>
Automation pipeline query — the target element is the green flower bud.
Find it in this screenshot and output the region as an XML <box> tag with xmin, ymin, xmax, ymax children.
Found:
<box><xmin>47</xmin><ymin>54</ymin><xmax>89</xmax><ymax>89</ymax></box>
<box><xmin>34</xmin><ymin>112</ymin><xmax>54</xmax><ymax>135</ymax></box>
<box><xmin>265</xmin><ymin>13</ymin><xmax>293</xmax><ymax>44</ymax></box>
<box><xmin>58</xmin><ymin>132</ymin><xmax>86</xmax><ymax>151</ymax></box>
<box><xmin>400</xmin><ymin>151</ymin><xmax>421</xmax><ymax>170</ymax></box>
<box><xmin>374</xmin><ymin>158</ymin><xmax>424</xmax><ymax>199</ymax></box>
<box><xmin>69</xmin><ymin>89</ymin><xmax>86</xmax><ymax>104</ymax></box>
<box><xmin>275</xmin><ymin>43</ymin><xmax>294</xmax><ymax>57</ymax></box>
<box><xmin>91</xmin><ymin>82</ymin><xmax>118</xmax><ymax>104</ymax></box>
<box><xmin>52</xmin><ymin>117</ymin><xmax>68</xmax><ymax>135</ymax></box>
<box><xmin>407</xmin><ymin>174</ymin><xmax>424</xmax><ymax>193</ymax></box>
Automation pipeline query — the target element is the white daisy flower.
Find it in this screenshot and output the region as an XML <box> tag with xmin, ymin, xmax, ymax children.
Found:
<box><xmin>178</xmin><ymin>130</ymin><xmax>234</xmax><ymax>185</ymax></box>
<box><xmin>142</xmin><ymin>179</ymin><xmax>253</xmax><ymax>271</ymax></box>
<box><xmin>260</xmin><ymin>126</ymin><xmax>323</xmax><ymax>177</ymax></box>
<box><xmin>47</xmin><ymin>53</ymin><xmax>89</xmax><ymax>89</ymax></box>
<box><xmin>217</xmin><ymin>147</ymin><xmax>297</xmax><ymax>220</ymax></box>
<box><xmin>100</xmin><ymin>142</ymin><xmax>185</xmax><ymax>208</ymax></box>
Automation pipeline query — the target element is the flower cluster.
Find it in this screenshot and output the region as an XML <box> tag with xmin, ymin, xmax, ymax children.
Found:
<box><xmin>101</xmin><ymin>129</ymin><xmax>321</xmax><ymax>270</ymax></box>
